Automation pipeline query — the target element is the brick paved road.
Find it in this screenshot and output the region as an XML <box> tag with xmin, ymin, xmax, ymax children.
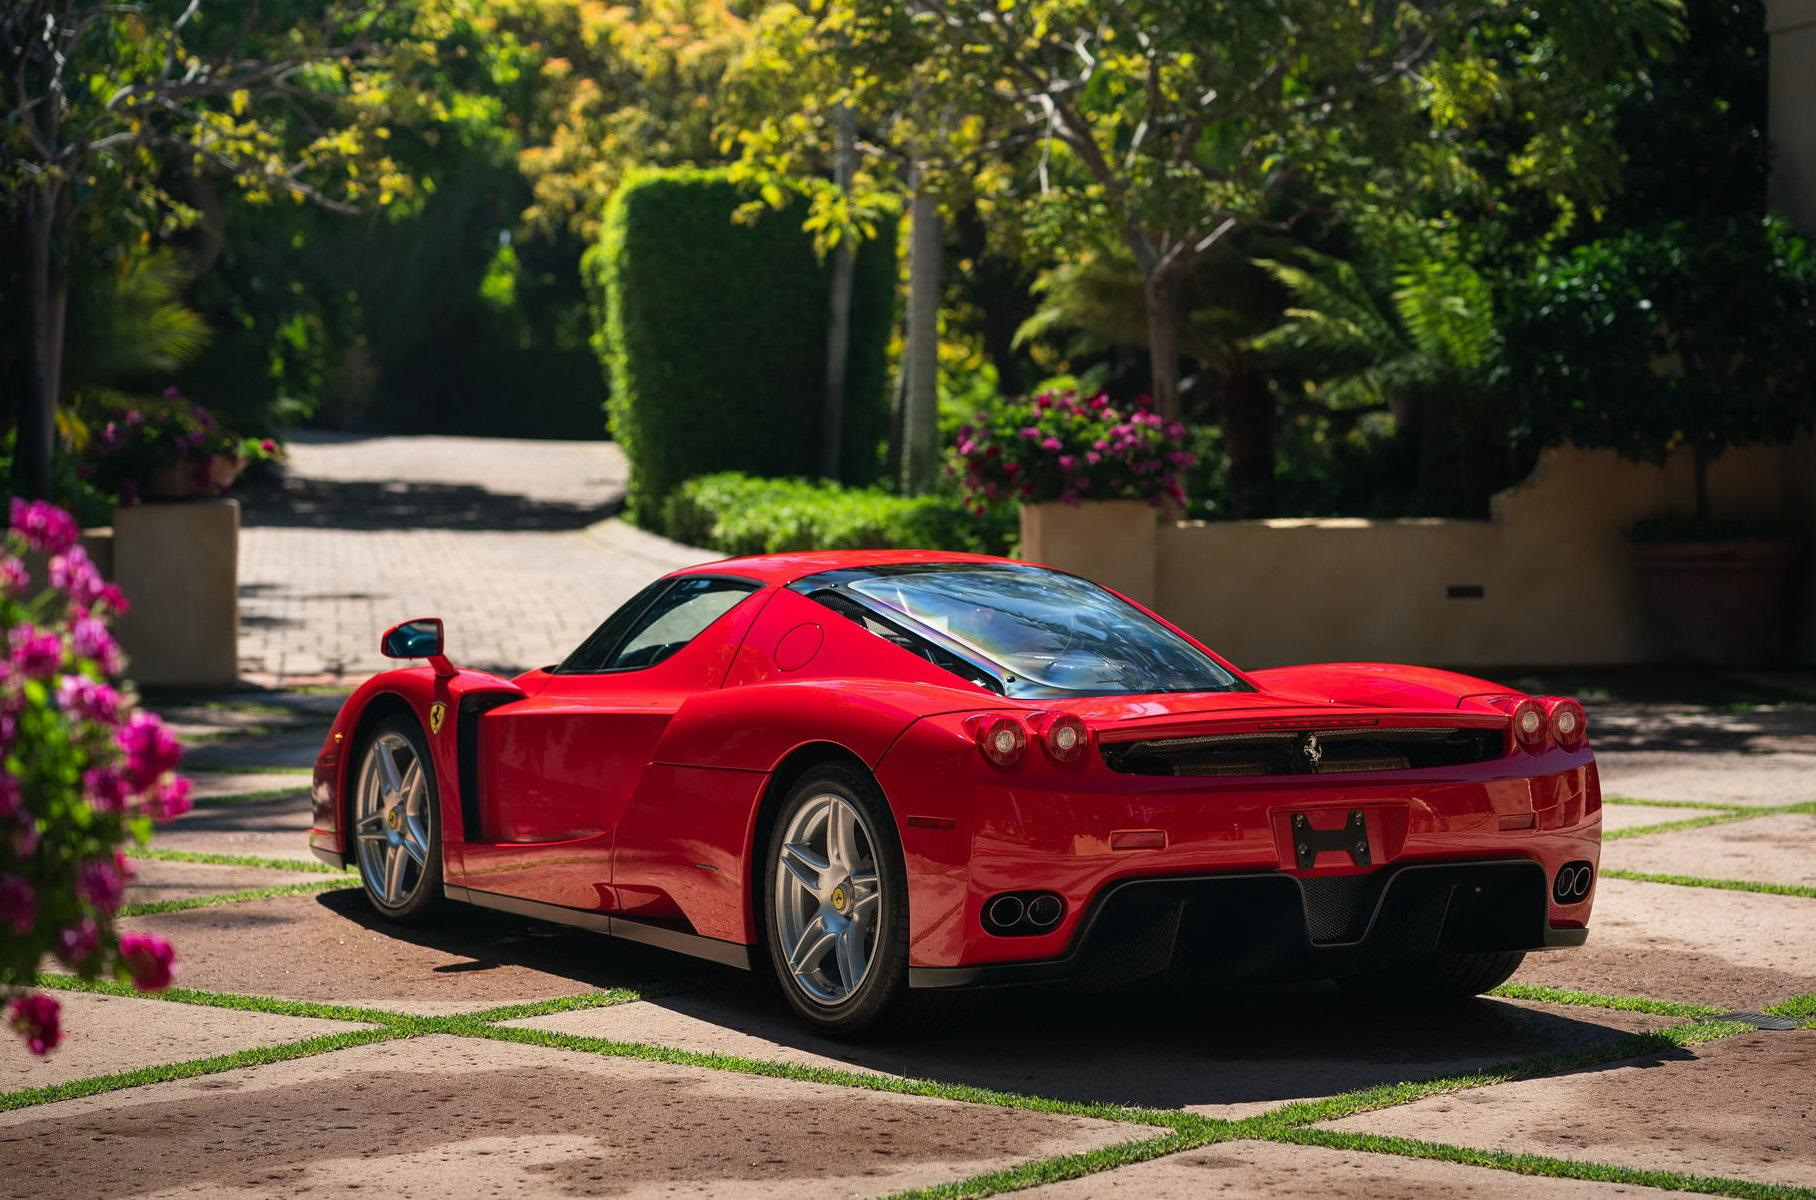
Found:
<box><xmin>238</xmin><ymin>432</ymin><xmax>705</xmax><ymax>684</ymax></box>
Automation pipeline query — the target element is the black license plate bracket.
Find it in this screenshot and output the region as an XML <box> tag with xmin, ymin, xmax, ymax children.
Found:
<box><xmin>1292</xmin><ymin>809</ymin><xmax>1371</xmax><ymax>869</ymax></box>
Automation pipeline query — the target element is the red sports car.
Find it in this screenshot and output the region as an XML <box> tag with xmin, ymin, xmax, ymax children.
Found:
<box><xmin>310</xmin><ymin>551</ymin><xmax>1598</xmax><ymax>1035</ymax></box>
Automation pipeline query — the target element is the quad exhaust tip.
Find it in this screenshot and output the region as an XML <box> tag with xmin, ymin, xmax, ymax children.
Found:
<box><xmin>983</xmin><ymin>890</ymin><xmax>1065</xmax><ymax>936</ymax></box>
<box><xmin>1553</xmin><ymin>861</ymin><xmax>1594</xmax><ymax>904</ymax></box>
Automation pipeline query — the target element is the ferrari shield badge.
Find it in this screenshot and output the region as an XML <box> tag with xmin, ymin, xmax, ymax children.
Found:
<box><xmin>428</xmin><ymin>702</ymin><xmax>446</xmax><ymax>735</ymax></box>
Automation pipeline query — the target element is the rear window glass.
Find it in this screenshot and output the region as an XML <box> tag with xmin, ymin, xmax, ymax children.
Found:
<box><xmin>839</xmin><ymin>563</ymin><xmax>1242</xmax><ymax>698</ymax></box>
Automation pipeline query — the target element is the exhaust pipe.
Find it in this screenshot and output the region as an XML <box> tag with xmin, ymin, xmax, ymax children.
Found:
<box><xmin>1553</xmin><ymin>862</ymin><xmax>1594</xmax><ymax>904</ymax></box>
<box><xmin>1026</xmin><ymin>893</ymin><xmax>1063</xmax><ymax>928</ymax></box>
<box><xmin>986</xmin><ymin>894</ymin><xmax>1026</xmax><ymax>930</ymax></box>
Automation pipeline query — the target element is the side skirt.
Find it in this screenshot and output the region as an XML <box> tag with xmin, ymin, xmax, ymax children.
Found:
<box><xmin>445</xmin><ymin>885</ymin><xmax>752</xmax><ymax>971</ymax></box>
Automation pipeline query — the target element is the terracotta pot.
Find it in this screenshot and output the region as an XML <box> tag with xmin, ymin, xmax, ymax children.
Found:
<box><xmin>143</xmin><ymin>464</ymin><xmax>200</xmax><ymax>500</ymax></box>
<box><xmin>1629</xmin><ymin>537</ymin><xmax>1801</xmax><ymax>666</ymax></box>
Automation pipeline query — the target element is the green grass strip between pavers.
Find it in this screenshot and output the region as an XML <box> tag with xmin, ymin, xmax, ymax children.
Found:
<box><xmin>130</xmin><ymin>846</ymin><xmax>347</xmax><ymax>875</ymax></box>
<box><xmin>464</xmin><ymin>1021</ymin><xmax>1193</xmax><ymax>1129</ymax></box>
<box><xmin>184</xmin><ymin>764</ymin><xmax>314</xmax><ymax>776</ymax></box>
<box><xmin>1602</xmin><ymin>795</ymin><xmax>1759</xmax><ymax>812</ymax></box>
<box><xmin>118</xmin><ymin>876</ymin><xmax>358</xmax><ymax>917</ymax></box>
<box><xmin>1239</xmin><ymin>1018</ymin><xmax>1751</xmax><ymax>1131</ymax></box>
<box><xmin>1277</xmin><ymin>1128</ymin><xmax>1816</xmax><ymax>1200</ymax></box>
<box><xmin>1601</xmin><ymin>868</ymin><xmax>1816</xmax><ymax>899</ymax></box>
<box><xmin>1488</xmin><ymin>981</ymin><xmax>1728</xmax><ymax>1018</ymax></box>
<box><xmin>882</xmin><ymin>1129</ymin><xmax>1214</xmax><ymax>1200</ymax></box>
<box><xmin>0</xmin><ymin>1027</ymin><xmax>400</xmax><ymax>1112</ymax></box>
<box><xmin>192</xmin><ymin>785</ymin><xmax>311</xmax><ymax>807</ymax></box>
<box><xmin>1764</xmin><ymin>993</ymin><xmax>1816</xmax><ymax>1026</ymax></box>
<box><xmin>1605</xmin><ymin>808</ymin><xmax>1779</xmax><ymax>841</ymax></box>
<box><xmin>36</xmin><ymin>972</ymin><xmax>424</xmax><ymax>1028</ymax></box>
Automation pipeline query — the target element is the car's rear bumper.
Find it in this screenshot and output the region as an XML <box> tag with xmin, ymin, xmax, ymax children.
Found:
<box><xmin>878</xmin><ymin>715</ymin><xmax>1602</xmax><ymax>976</ymax></box>
<box><xmin>907</xmin><ymin>856</ymin><xmax>1586</xmax><ymax>989</ymax></box>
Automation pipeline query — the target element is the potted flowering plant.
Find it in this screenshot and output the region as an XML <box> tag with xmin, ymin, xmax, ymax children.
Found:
<box><xmin>83</xmin><ymin>389</ymin><xmax>281</xmax><ymax>504</ymax></box>
<box><xmin>1</xmin><ymin>500</ymin><xmax>189</xmax><ymax>1056</ymax></box>
<box><xmin>953</xmin><ymin>390</ymin><xmax>1194</xmax><ymax>510</ymax></box>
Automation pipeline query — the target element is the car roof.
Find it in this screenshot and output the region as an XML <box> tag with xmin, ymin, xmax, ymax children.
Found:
<box><xmin>667</xmin><ymin>549</ymin><xmax>1020</xmax><ymax>586</ymax></box>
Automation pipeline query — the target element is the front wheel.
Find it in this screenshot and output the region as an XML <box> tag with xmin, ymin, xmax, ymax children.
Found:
<box><xmin>761</xmin><ymin>764</ymin><xmax>962</xmax><ymax>1038</ymax></box>
<box><xmin>351</xmin><ymin>712</ymin><xmax>445</xmax><ymax>923</ymax></box>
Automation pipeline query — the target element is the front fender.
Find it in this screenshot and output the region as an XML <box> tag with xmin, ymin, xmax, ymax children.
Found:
<box><xmin>309</xmin><ymin>666</ymin><xmax>525</xmax><ymax>867</ymax></box>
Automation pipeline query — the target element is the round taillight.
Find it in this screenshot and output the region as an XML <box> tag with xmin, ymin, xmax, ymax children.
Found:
<box><xmin>1041</xmin><ymin>714</ymin><xmax>1089</xmax><ymax>763</ymax></box>
<box><xmin>1545</xmin><ymin>697</ymin><xmax>1587</xmax><ymax>750</ymax></box>
<box><xmin>1511</xmin><ymin>699</ymin><xmax>1547</xmax><ymax>749</ymax></box>
<box><xmin>976</xmin><ymin>716</ymin><xmax>1028</xmax><ymax>768</ymax></box>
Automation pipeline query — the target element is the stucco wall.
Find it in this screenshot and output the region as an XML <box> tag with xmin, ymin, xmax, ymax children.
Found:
<box><xmin>1767</xmin><ymin>0</ymin><xmax>1816</xmax><ymax>230</ymax></box>
<box><xmin>1022</xmin><ymin>444</ymin><xmax>1809</xmax><ymax>669</ymax></box>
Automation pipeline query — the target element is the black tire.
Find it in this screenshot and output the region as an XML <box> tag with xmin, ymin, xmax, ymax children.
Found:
<box><xmin>349</xmin><ymin>712</ymin><xmax>445</xmax><ymax>924</ymax></box>
<box><xmin>760</xmin><ymin>763</ymin><xmax>966</xmax><ymax>1038</ymax></box>
<box><xmin>1341</xmin><ymin>950</ymin><xmax>1527</xmax><ymax>1000</ymax></box>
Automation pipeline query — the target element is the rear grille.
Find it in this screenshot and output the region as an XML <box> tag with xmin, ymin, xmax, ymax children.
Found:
<box><xmin>1099</xmin><ymin>725</ymin><xmax>1502</xmax><ymax>777</ymax></box>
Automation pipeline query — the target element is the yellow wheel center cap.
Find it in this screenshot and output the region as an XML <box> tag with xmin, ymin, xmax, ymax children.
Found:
<box><xmin>386</xmin><ymin>807</ymin><xmax>401</xmax><ymax>832</ymax></box>
<box><xmin>830</xmin><ymin>885</ymin><xmax>847</xmax><ymax>914</ymax></box>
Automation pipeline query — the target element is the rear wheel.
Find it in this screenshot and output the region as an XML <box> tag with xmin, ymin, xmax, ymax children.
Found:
<box><xmin>1341</xmin><ymin>950</ymin><xmax>1526</xmax><ymax>1000</ymax></box>
<box><xmin>351</xmin><ymin>713</ymin><xmax>444</xmax><ymax>923</ymax></box>
<box><xmin>761</xmin><ymin>764</ymin><xmax>964</xmax><ymax>1038</ymax></box>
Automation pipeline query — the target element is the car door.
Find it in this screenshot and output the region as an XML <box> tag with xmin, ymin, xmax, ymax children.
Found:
<box><xmin>458</xmin><ymin>576</ymin><xmax>766</xmax><ymax>910</ymax></box>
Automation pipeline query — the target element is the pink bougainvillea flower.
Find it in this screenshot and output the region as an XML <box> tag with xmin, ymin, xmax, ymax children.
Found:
<box><xmin>259</xmin><ymin>439</ymin><xmax>278</xmax><ymax>456</ymax></box>
<box><xmin>83</xmin><ymin>766</ymin><xmax>130</xmax><ymax>813</ymax></box>
<box><xmin>0</xmin><ymin>872</ymin><xmax>34</xmax><ymax>935</ymax></box>
<box><xmin>76</xmin><ymin>858</ymin><xmax>127</xmax><ymax>914</ymax></box>
<box><xmin>147</xmin><ymin>775</ymin><xmax>193</xmax><ymax>821</ymax></box>
<box><xmin>118</xmin><ymin>711</ymin><xmax>182</xmax><ymax>791</ymax></box>
<box><xmin>9</xmin><ymin>498</ymin><xmax>80</xmax><ymax>556</ymax></box>
<box><xmin>55</xmin><ymin>918</ymin><xmax>102</xmax><ymax>968</ymax></box>
<box><xmin>98</xmin><ymin>582</ymin><xmax>130</xmax><ymax>614</ymax></box>
<box><xmin>119</xmin><ymin>932</ymin><xmax>178</xmax><ymax>991</ymax></box>
<box><xmin>71</xmin><ymin>614</ymin><xmax>121</xmax><ymax>675</ymax></box>
<box><xmin>0</xmin><ymin>556</ymin><xmax>28</xmax><ymax>597</ymax></box>
<box><xmin>49</xmin><ymin>546</ymin><xmax>106</xmax><ymax>609</ymax></box>
<box><xmin>9</xmin><ymin>993</ymin><xmax>61</xmax><ymax>1056</ymax></box>
<box><xmin>12</xmin><ymin>810</ymin><xmax>39</xmax><ymax>856</ymax></box>
<box><xmin>57</xmin><ymin>676</ymin><xmax>121</xmax><ymax>725</ymax></box>
<box><xmin>9</xmin><ymin>625</ymin><xmax>62</xmax><ymax>679</ymax></box>
<box><xmin>0</xmin><ymin>773</ymin><xmax>18</xmax><ymax>818</ymax></box>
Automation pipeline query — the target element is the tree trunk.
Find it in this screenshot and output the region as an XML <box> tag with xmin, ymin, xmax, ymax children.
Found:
<box><xmin>1693</xmin><ymin>441</ymin><xmax>1713</xmax><ymax>522</ymax></box>
<box><xmin>819</xmin><ymin>106</ymin><xmax>857</xmax><ymax>480</ymax></box>
<box><xmin>14</xmin><ymin>182</ymin><xmax>65</xmax><ymax>501</ymax></box>
<box><xmin>1219</xmin><ymin>360</ymin><xmax>1276</xmax><ymax>518</ymax></box>
<box><xmin>901</xmin><ymin>177</ymin><xmax>942</xmax><ymax>494</ymax></box>
<box><xmin>1143</xmin><ymin>271</ymin><xmax>1183</xmax><ymax>422</ymax></box>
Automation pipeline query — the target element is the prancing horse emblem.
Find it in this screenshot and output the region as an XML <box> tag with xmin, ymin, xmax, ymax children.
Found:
<box><xmin>1300</xmin><ymin>733</ymin><xmax>1323</xmax><ymax>770</ymax></box>
<box><xmin>428</xmin><ymin>702</ymin><xmax>446</xmax><ymax>735</ymax></box>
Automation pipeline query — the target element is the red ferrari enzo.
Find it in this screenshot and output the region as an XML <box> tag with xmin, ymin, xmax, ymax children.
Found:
<box><xmin>310</xmin><ymin>550</ymin><xmax>1598</xmax><ymax>1035</ymax></box>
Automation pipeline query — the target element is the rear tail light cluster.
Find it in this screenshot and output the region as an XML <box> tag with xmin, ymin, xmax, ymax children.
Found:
<box><xmin>966</xmin><ymin>712</ymin><xmax>1091</xmax><ymax>768</ymax></box>
<box><xmin>1485</xmin><ymin>695</ymin><xmax>1589</xmax><ymax>753</ymax></box>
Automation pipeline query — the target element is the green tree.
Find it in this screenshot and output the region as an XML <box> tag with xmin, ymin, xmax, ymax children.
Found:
<box><xmin>0</xmin><ymin>0</ymin><xmax>419</xmax><ymax>497</ymax></box>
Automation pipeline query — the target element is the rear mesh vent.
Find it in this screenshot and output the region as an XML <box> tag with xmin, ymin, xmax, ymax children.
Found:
<box><xmin>1099</xmin><ymin>726</ymin><xmax>1502</xmax><ymax>778</ymax></box>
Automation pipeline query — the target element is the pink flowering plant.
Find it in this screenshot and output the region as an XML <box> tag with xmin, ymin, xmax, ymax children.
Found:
<box><xmin>1</xmin><ymin>499</ymin><xmax>188</xmax><ymax>1056</ymax></box>
<box><xmin>953</xmin><ymin>390</ymin><xmax>1194</xmax><ymax>510</ymax></box>
<box><xmin>82</xmin><ymin>389</ymin><xmax>281</xmax><ymax>505</ymax></box>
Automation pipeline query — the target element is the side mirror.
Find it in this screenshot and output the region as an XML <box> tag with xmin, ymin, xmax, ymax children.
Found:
<box><xmin>381</xmin><ymin>618</ymin><xmax>453</xmax><ymax>676</ymax></box>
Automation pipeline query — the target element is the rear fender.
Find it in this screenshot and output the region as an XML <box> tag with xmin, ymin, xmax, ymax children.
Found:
<box><xmin>309</xmin><ymin>666</ymin><xmax>526</xmax><ymax>866</ymax></box>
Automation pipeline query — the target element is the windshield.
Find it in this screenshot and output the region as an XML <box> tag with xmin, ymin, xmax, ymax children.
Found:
<box><xmin>838</xmin><ymin>563</ymin><xmax>1243</xmax><ymax>698</ymax></box>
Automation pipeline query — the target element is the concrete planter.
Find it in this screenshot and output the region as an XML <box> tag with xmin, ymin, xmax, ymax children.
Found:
<box><xmin>1019</xmin><ymin>498</ymin><xmax>1159</xmax><ymax>606</ymax></box>
<box><xmin>1630</xmin><ymin>537</ymin><xmax>1802</xmax><ymax>667</ymax></box>
<box><xmin>112</xmin><ymin>498</ymin><xmax>240</xmax><ymax>687</ymax></box>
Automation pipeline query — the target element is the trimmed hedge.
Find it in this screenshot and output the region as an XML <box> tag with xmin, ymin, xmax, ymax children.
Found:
<box><xmin>587</xmin><ymin>167</ymin><xmax>896</xmax><ymax>516</ymax></box>
<box><xmin>661</xmin><ymin>473</ymin><xmax>1015</xmax><ymax>557</ymax></box>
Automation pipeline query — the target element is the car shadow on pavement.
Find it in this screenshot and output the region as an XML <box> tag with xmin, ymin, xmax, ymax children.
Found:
<box><xmin>317</xmin><ymin>887</ymin><xmax>1692</xmax><ymax>1114</ymax></box>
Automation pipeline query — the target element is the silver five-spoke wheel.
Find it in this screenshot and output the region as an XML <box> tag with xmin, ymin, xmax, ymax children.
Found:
<box><xmin>354</xmin><ymin>730</ymin><xmax>431</xmax><ymax>909</ymax></box>
<box><xmin>773</xmin><ymin>792</ymin><xmax>882</xmax><ymax>1005</ymax></box>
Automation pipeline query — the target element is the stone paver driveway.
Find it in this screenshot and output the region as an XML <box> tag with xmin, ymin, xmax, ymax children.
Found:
<box><xmin>6</xmin><ymin>682</ymin><xmax>1814</xmax><ymax>1198</ymax></box>
<box><xmin>238</xmin><ymin>433</ymin><xmax>704</xmax><ymax>684</ymax></box>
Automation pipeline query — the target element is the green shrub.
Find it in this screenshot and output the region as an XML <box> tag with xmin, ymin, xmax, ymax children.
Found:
<box><xmin>661</xmin><ymin>473</ymin><xmax>1015</xmax><ymax>557</ymax></box>
<box><xmin>588</xmin><ymin>167</ymin><xmax>896</xmax><ymax>517</ymax></box>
